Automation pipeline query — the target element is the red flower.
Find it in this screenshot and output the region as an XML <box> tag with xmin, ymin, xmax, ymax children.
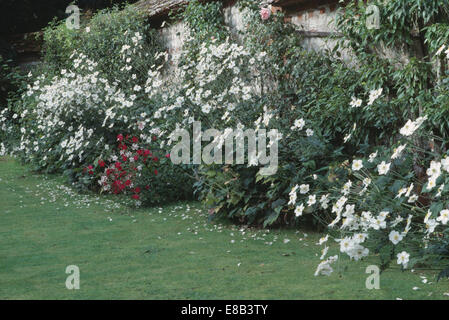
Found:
<box><xmin>154</xmin><ymin>169</ymin><xmax>158</xmax><ymax>176</ymax></box>
<box><xmin>117</xmin><ymin>134</ymin><xmax>124</xmax><ymax>141</ymax></box>
<box><xmin>134</xmin><ymin>187</ymin><xmax>141</xmax><ymax>193</ymax></box>
<box><xmin>115</xmin><ymin>162</ymin><xmax>122</xmax><ymax>169</ymax></box>
<box><xmin>88</xmin><ymin>165</ymin><xmax>93</xmax><ymax>170</ymax></box>
<box><xmin>125</xmin><ymin>179</ymin><xmax>131</xmax><ymax>186</ymax></box>
<box><xmin>132</xmin><ymin>136</ymin><xmax>138</xmax><ymax>143</ymax></box>
<box><xmin>153</xmin><ymin>157</ymin><xmax>159</xmax><ymax>162</ymax></box>
<box><xmin>134</xmin><ymin>155</ymin><xmax>139</xmax><ymax>162</ymax></box>
<box><xmin>132</xmin><ymin>194</ymin><xmax>140</xmax><ymax>200</ymax></box>
<box><xmin>122</xmin><ymin>155</ymin><xmax>128</xmax><ymax>162</ymax></box>
<box><xmin>145</xmin><ymin>185</ymin><xmax>150</xmax><ymax>190</ymax></box>
<box><xmin>143</xmin><ymin>149</ymin><xmax>150</xmax><ymax>156</ymax></box>
<box><xmin>98</xmin><ymin>160</ymin><xmax>105</xmax><ymax>167</ymax></box>
<box><xmin>165</xmin><ymin>153</ymin><xmax>170</xmax><ymax>159</ymax></box>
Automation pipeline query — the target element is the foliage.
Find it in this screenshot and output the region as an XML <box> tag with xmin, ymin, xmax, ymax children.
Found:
<box><xmin>4</xmin><ymin>0</ymin><xmax>449</xmax><ymax>278</ymax></box>
<box><xmin>82</xmin><ymin>133</ymin><xmax>191</xmax><ymax>206</ymax></box>
<box><xmin>316</xmin><ymin>112</ymin><xmax>449</xmax><ymax>274</ymax></box>
<box><xmin>1</xmin><ymin>4</ymin><xmax>193</xmax><ymax>204</ymax></box>
<box><xmin>0</xmin><ymin>55</ymin><xmax>25</xmax><ymax>155</ymax></box>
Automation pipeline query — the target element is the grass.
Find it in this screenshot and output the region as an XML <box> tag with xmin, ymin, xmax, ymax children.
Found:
<box><xmin>1</xmin><ymin>157</ymin><xmax>449</xmax><ymax>300</ymax></box>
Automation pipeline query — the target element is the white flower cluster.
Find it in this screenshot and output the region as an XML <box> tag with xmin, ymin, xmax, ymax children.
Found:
<box><xmin>315</xmin><ymin>114</ymin><xmax>449</xmax><ymax>275</ymax></box>
<box><xmin>349</xmin><ymin>88</ymin><xmax>382</xmax><ymax>108</ymax></box>
<box><xmin>288</xmin><ymin>183</ymin><xmax>329</xmax><ymax>218</ymax></box>
<box><xmin>10</xmin><ymin>45</ymin><xmax>167</xmax><ymax>167</ymax></box>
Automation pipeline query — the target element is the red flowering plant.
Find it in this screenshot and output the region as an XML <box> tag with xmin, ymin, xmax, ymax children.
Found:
<box><xmin>84</xmin><ymin>133</ymin><xmax>171</xmax><ymax>206</ymax></box>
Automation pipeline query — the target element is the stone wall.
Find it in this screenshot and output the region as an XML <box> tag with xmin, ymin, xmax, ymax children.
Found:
<box><xmin>137</xmin><ymin>0</ymin><xmax>343</xmax><ymax>65</ymax></box>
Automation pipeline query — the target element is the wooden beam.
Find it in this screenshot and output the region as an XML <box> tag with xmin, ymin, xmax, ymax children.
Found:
<box><xmin>135</xmin><ymin>0</ymin><xmax>189</xmax><ymax>18</ymax></box>
<box><xmin>274</xmin><ymin>0</ymin><xmax>341</xmax><ymax>12</ymax></box>
<box><xmin>134</xmin><ymin>0</ymin><xmax>343</xmax><ymax>20</ymax></box>
<box><xmin>134</xmin><ymin>0</ymin><xmax>236</xmax><ymax>19</ymax></box>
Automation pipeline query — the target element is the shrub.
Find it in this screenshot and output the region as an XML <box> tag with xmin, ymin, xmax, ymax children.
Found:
<box><xmin>315</xmin><ymin>111</ymin><xmax>449</xmax><ymax>276</ymax></box>
<box><xmin>150</xmin><ymin>0</ymin><xmax>344</xmax><ymax>228</ymax></box>
<box><xmin>2</xmin><ymin>4</ymin><xmax>194</xmax><ymax>203</ymax></box>
<box><xmin>4</xmin><ymin>0</ymin><xmax>449</xmax><ymax>278</ymax></box>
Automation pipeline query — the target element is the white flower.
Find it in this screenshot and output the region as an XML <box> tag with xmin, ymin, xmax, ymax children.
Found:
<box><xmin>377</xmin><ymin>161</ymin><xmax>391</xmax><ymax>175</ymax></box>
<box><xmin>442</xmin><ymin>157</ymin><xmax>449</xmax><ymax>172</ymax></box>
<box><xmin>288</xmin><ymin>185</ymin><xmax>298</xmax><ymax>205</ymax></box>
<box><xmin>378</xmin><ymin>211</ymin><xmax>389</xmax><ymax>220</ymax></box>
<box><xmin>391</xmin><ymin>144</ymin><xmax>407</xmax><ymax>160</ymax></box>
<box><xmin>299</xmin><ymin>184</ymin><xmax>309</xmax><ymax>194</ymax></box>
<box><xmin>291</xmin><ymin>118</ymin><xmax>305</xmax><ymax>130</ymax></box>
<box><xmin>399</xmin><ymin>116</ymin><xmax>427</xmax><ymax>137</ymax></box>
<box><xmin>320</xmin><ymin>194</ymin><xmax>330</xmax><ymax>209</ymax></box>
<box><xmin>346</xmin><ymin>244</ymin><xmax>369</xmax><ymax>261</ymax></box>
<box><xmin>426</xmin><ymin>219</ymin><xmax>438</xmax><ymax>234</ymax></box>
<box><xmin>314</xmin><ymin>255</ymin><xmax>338</xmax><ymax>276</ymax></box>
<box><xmin>367</xmin><ymin>88</ymin><xmax>383</xmax><ymax>105</ymax></box>
<box><xmin>352</xmin><ymin>159</ymin><xmax>363</xmax><ymax>171</ymax></box>
<box><xmin>437</xmin><ymin>209</ymin><xmax>449</xmax><ymax>225</ymax></box>
<box><xmin>294</xmin><ymin>203</ymin><xmax>305</xmax><ymax>217</ymax></box>
<box><xmin>290</xmin><ymin>184</ymin><xmax>299</xmax><ymax>194</ymax></box>
<box><xmin>317</xmin><ymin>235</ymin><xmax>329</xmax><ymax>245</ymax></box>
<box><xmin>436</xmin><ymin>183</ymin><xmax>445</xmax><ymax>197</ymax></box>
<box><xmin>399</xmin><ymin>120</ymin><xmax>416</xmax><ymax>136</ymax></box>
<box><xmin>363</xmin><ymin>177</ymin><xmax>371</xmax><ymax>186</ymax></box>
<box><xmin>353</xmin><ymin>233</ymin><xmax>367</xmax><ymax>243</ymax></box>
<box><xmin>405</xmin><ymin>183</ymin><xmax>414</xmax><ymax>197</ymax></box>
<box><xmin>306</xmin><ymin>129</ymin><xmax>314</xmax><ymax>136</ymax></box>
<box><xmin>426</xmin><ymin>160</ymin><xmax>441</xmax><ymax>179</ymax></box>
<box><xmin>343</xmin><ymin>204</ymin><xmax>355</xmax><ymax>217</ymax></box>
<box><xmin>201</xmin><ymin>104</ymin><xmax>211</xmax><ymax>114</ymax></box>
<box><xmin>368</xmin><ymin>151</ymin><xmax>378</xmax><ymax>163</ymax></box>
<box><xmin>427</xmin><ymin>176</ymin><xmax>437</xmax><ymax>191</ymax></box>
<box><xmin>307</xmin><ymin>195</ymin><xmax>316</xmax><ymax>206</ymax></box>
<box><xmin>314</xmin><ymin>260</ymin><xmax>333</xmax><ymax>276</ymax></box>
<box><xmin>350</xmin><ymin>96</ymin><xmax>363</xmax><ymax>108</ymax></box>
<box><xmin>339</xmin><ymin>237</ymin><xmax>354</xmax><ymax>253</ymax></box>
<box><xmin>320</xmin><ymin>246</ymin><xmax>329</xmax><ymax>260</ymax></box>
<box><xmin>408</xmin><ymin>194</ymin><xmax>418</xmax><ymax>203</ymax></box>
<box><xmin>341</xmin><ymin>180</ymin><xmax>352</xmax><ymax>195</ymax></box>
<box><xmin>396</xmin><ymin>187</ymin><xmax>406</xmax><ymax>199</ymax></box>
<box><xmin>397</xmin><ymin>251</ymin><xmax>410</xmax><ymax>268</ymax></box>
<box><xmin>389</xmin><ymin>230</ymin><xmax>403</xmax><ymax>245</ymax></box>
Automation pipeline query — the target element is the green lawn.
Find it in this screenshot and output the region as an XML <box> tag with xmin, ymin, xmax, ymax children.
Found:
<box><xmin>0</xmin><ymin>157</ymin><xmax>448</xmax><ymax>299</ymax></box>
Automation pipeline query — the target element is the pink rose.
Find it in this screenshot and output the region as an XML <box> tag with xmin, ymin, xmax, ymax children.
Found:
<box><xmin>260</xmin><ymin>7</ymin><xmax>271</xmax><ymax>21</ymax></box>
